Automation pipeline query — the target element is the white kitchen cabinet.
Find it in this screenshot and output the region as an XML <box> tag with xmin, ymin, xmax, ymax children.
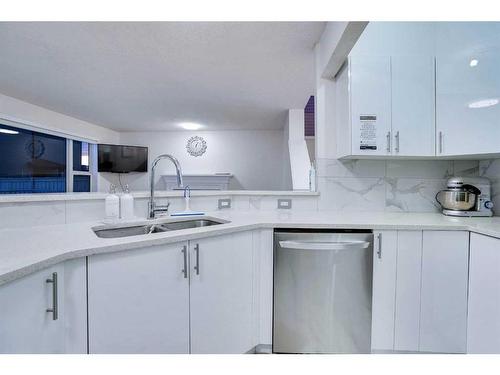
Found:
<box><xmin>340</xmin><ymin>56</ymin><xmax>392</xmax><ymax>157</ymax></box>
<box><xmin>371</xmin><ymin>230</ymin><xmax>469</xmax><ymax>353</ymax></box>
<box><xmin>419</xmin><ymin>231</ymin><xmax>469</xmax><ymax>353</ymax></box>
<box><xmin>468</xmin><ymin>233</ymin><xmax>500</xmax><ymax>353</ymax></box>
<box><xmin>391</xmin><ymin>56</ymin><xmax>435</xmax><ymax>157</ymax></box>
<box><xmin>436</xmin><ymin>52</ymin><xmax>500</xmax><ymax>156</ymax></box>
<box><xmin>0</xmin><ymin>258</ymin><xmax>87</xmax><ymax>354</ymax></box>
<box><xmin>394</xmin><ymin>231</ymin><xmax>422</xmax><ymax>352</ymax></box>
<box><xmin>88</xmin><ymin>242</ymin><xmax>190</xmax><ymax>354</ymax></box>
<box><xmin>337</xmin><ymin>55</ymin><xmax>436</xmax><ymax>158</ymax></box>
<box><xmin>189</xmin><ymin>231</ymin><xmax>254</xmax><ymax>354</ymax></box>
<box><xmin>371</xmin><ymin>230</ymin><xmax>397</xmax><ymax>351</ymax></box>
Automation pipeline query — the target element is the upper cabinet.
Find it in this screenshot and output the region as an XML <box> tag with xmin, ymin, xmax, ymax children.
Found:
<box><xmin>336</xmin><ymin>55</ymin><xmax>435</xmax><ymax>158</ymax></box>
<box><xmin>335</xmin><ymin>22</ymin><xmax>500</xmax><ymax>159</ymax></box>
<box><xmin>436</xmin><ymin>54</ymin><xmax>500</xmax><ymax>156</ymax></box>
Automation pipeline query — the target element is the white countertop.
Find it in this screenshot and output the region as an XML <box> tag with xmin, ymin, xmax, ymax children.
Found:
<box><xmin>2</xmin><ymin>211</ymin><xmax>500</xmax><ymax>286</ymax></box>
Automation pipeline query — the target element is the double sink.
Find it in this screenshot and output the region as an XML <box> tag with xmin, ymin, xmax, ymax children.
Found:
<box><xmin>93</xmin><ymin>217</ymin><xmax>227</xmax><ymax>239</ymax></box>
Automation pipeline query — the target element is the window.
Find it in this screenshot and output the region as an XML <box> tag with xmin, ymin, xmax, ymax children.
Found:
<box><xmin>0</xmin><ymin>121</ymin><xmax>97</xmax><ymax>194</ymax></box>
<box><xmin>0</xmin><ymin>123</ymin><xmax>66</xmax><ymax>194</ymax></box>
<box><xmin>71</xmin><ymin>140</ymin><xmax>94</xmax><ymax>192</ymax></box>
<box><xmin>73</xmin><ymin>140</ymin><xmax>90</xmax><ymax>172</ymax></box>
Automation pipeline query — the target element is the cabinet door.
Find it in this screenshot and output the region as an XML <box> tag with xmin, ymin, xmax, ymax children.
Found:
<box><xmin>392</xmin><ymin>56</ymin><xmax>435</xmax><ymax>156</ymax></box>
<box><xmin>436</xmin><ymin>52</ymin><xmax>500</xmax><ymax>156</ymax></box>
<box><xmin>190</xmin><ymin>231</ymin><xmax>254</xmax><ymax>354</ymax></box>
<box><xmin>468</xmin><ymin>233</ymin><xmax>500</xmax><ymax>353</ymax></box>
<box><xmin>88</xmin><ymin>243</ymin><xmax>189</xmax><ymax>354</ymax></box>
<box><xmin>371</xmin><ymin>231</ymin><xmax>397</xmax><ymax>351</ymax></box>
<box><xmin>0</xmin><ymin>258</ymin><xmax>86</xmax><ymax>354</ymax></box>
<box><xmin>350</xmin><ymin>56</ymin><xmax>392</xmax><ymax>156</ymax></box>
<box><xmin>394</xmin><ymin>231</ymin><xmax>422</xmax><ymax>351</ymax></box>
<box><xmin>419</xmin><ymin>231</ymin><xmax>469</xmax><ymax>353</ymax></box>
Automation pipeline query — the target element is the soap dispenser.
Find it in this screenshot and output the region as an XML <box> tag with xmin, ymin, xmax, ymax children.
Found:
<box><xmin>120</xmin><ymin>184</ymin><xmax>135</xmax><ymax>220</ymax></box>
<box><xmin>105</xmin><ymin>184</ymin><xmax>120</xmax><ymax>221</ymax></box>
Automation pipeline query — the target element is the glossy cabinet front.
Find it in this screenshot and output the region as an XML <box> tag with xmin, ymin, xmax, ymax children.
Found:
<box><xmin>338</xmin><ymin>56</ymin><xmax>436</xmax><ymax>158</ymax></box>
<box><xmin>87</xmin><ymin>231</ymin><xmax>257</xmax><ymax>354</ymax></box>
<box><xmin>468</xmin><ymin>233</ymin><xmax>500</xmax><ymax>353</ymax></box>
<box><xmin>88</xmin><ymin>242</ymin><xmax>190</xmax><ymax>354</ymax></box>
<box><xmin>436</xmin><ymin>52</ymin><xmax>500</xmax><ymax>156</ymax></box>
<box><xmin>371</xmin><ymin>230</ymin><xmax>468</xmax><ymax>353</ymax></box>
<box><xmin>0</xmin><ymin>258</ymin><xmax>87</xmax><ymax>354</ymax></box>
<box><xmin>190</xmin><ymin>232</ymin><xmax>254</xmax><ymax>354</ymax></box>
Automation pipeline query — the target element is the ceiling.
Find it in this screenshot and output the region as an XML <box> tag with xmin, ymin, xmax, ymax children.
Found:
<box><xmin>0</xmin><ymin>22</ymin><xmax>325</xmax><ymax>132</ymax></box>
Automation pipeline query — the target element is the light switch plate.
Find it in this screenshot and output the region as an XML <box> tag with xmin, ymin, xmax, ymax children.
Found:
<box><xmin>218</xmin><ymin>198</ymin><xmax>232</xmax><ymax>209</ymax></box>
<box><xmin>277</xmin><ymin>199</ymin><xmax>292</xmax><ymax>209</ymax></box>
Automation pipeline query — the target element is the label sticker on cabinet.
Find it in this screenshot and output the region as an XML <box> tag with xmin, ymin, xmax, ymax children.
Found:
<box><xmin>359</xmin><ymin>115</ymin><xmax>377</xmax><ymax>150</ymax></box>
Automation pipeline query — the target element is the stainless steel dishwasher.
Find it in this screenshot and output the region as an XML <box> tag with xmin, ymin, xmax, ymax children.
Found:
<box><xmin>273</xmin><ymin>229</ymin><xmax>373</xmax><ymax>354</ymax></box>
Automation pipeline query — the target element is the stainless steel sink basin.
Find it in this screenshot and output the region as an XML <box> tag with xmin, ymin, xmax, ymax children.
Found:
<box><xmin>160</xmin><ymin>219</ymin><xmax>221</xmax><ymax>231</ymax></box>
<box><xmin>93</xmin><ymin>218</ymin><xmax>226</xmax><ymax>239</ymax></box>
<box><xmin>93</xmin><ymin>223</ymin><xmax>169</xmax><ymax>238</ymax></box>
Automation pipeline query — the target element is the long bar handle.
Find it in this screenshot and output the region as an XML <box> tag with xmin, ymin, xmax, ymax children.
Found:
<box><xmin>194</xmin><ymin>244</ymin><xmax>200</xmax><ymax>275</ymax></box>
<box><xmin>386</xmin><ymin>131</ymin><xmax>391</xmax><ymax>153</ymax></box>
<box><xmin>377</xmin><ymin>233</ymin><xmax>382</xmax><ymax>259</ymax></box>
<box><xmin>438</xmin><ymin>131</ymin><xmax>443</xmax><ymax>154</ymax></box>
<box><xmin>181</xmin><ymin>246</ymin><xmax>188</xmax><ymax>278</ymax></box>
<box><xmin>394</xmin><ymin>131</ymin><xmax>400</xmax><ymax>153</ymax></box>
<box><xmin>279</xmin><ymin>240</ymin><xmax>370</xmax><ymax>251</ymax></box>
<box><xmin>46</xmin><ymin>272</ymin><xmax>58</xmax><ymax>320</ymax></box>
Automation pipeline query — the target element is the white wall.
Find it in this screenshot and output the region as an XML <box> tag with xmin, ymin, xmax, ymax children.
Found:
<box><xmin>0</xmin><ymin>93</ymin><xmax>119</xmax><ymax>143</ymax></box>
<box><xmin>286</xmin><ymin>109</ymin><xmax>310</xmax><ymax>190</ymax></box>
<box><xmin>109</xmin><ymin>130</ymin><xmax>292</xmax><ymax>192</ymax></box>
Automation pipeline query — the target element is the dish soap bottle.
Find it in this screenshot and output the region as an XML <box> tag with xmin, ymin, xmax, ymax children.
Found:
<box><xmin>120</xmin><ymin>184</ymin><xmax>134</xmax><ymax>220</ymax></box>
<box><xmin>105</xmin><ymin>184</ymin><xmax>120</xmax><ymax>221</ymax></box>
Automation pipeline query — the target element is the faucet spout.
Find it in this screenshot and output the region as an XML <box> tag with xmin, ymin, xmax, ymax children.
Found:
<box><xmin>148</xmin><ymin>154</ymin><xmax>183</xmax><ymax>219</ymax></box>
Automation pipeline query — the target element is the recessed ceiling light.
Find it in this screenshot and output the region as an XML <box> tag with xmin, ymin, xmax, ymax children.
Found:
<box><xmin>470</xmin><ymin>59</ymin><xmax>479</xmax><ymax>67</ymax></box>
<box><xmin>0</xmin><ymin>128</ymin><xmax>19</xmax><ymax>135</ymax></box>
<box><xmin>179</xmin><ymin>122</ymin><xmax>203</xmax><ymax>130</ymax></box>
<box><xmin>468</xmin><ymin>98</ymin><xmax>499</xmax><ymax>109</ymax></box>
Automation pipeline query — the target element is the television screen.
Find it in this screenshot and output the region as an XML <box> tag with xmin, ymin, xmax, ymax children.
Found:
<box><xmin>98</xmin><ymin>144</ymin><xmax>148</xmax><ymax>173</ymax></box>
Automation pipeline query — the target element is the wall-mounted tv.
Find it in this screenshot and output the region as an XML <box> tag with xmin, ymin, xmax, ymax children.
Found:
<box><xmin>98</xmin><ymin>144</ymin><xmax>148</xmax><ymax>173</ymax></box>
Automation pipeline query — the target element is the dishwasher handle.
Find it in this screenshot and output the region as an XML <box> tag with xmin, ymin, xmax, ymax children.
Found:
<box><xmin>279</xmin><ymin>240</ymin><xmax>370</xmax><ymax>251</ymax></box>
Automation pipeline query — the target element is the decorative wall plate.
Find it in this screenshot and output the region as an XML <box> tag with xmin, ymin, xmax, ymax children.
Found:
<box><xmin>186</xmin><ymin>136</ymin><xmax>207</xmax><ymax>157</ymax></box>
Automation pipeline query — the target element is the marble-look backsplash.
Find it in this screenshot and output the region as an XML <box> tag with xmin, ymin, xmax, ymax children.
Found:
<box><xmin>1</xmin><ymin>158</ymin><xmax>496</xmax><ymax>230</ymax></box>
<box><xmin>479</xmin><ymin>159</ymin><xmax>500</xmax><ymax>214</ymax></box>
<box><xmin>316</xmin><ymin>158</ymin><xmax>480</xmax><ymax>213</ymax></box>
<box><xmin>0</xmin><ymin>194</ymin><xmax>319</xmax><ymax>229</ymax></box>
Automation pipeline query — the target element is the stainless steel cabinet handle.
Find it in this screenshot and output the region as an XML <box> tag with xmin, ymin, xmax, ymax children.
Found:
<box><xmin>181</xmin><ymin>245</ymin><xmax>188</xmax><ymax>278</ymax></box>
<box><xmin>386</xmin><ymin>131</ymin><xmax>391</xmax><ymax>153</ymax></box>
<box><xmin>438</xmin><ymin>131</ymin><xmax>443</xmax><ymax>154</ymax></box>
<box><xmin>46</xmin><ymin>272</ymin><xmax>58</xmax><ymax>320</ymax></box>
<box><xmin>377</xmin><ymin>233</ymin><xmax>382</xmax><ymax>259</ymax></box>
<box><xmin>394</xmin><ymin>131</ymin><xmax>400</xmax><ymax>153</ymax></box>
<box><xmin>194</xmin><ymin>244</ymin><xmax>200</xmax><ymax>275</ymax></box>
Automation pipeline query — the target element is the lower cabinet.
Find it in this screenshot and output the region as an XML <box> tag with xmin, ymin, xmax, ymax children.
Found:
<box><xmin>371</xmin><ymin>230</ymin><xmax>469</xmax><ymax>353</ymax></box>
<box><xmin>87</xmin><ymin>230</ymin><xmax>256</xmax><ymax>354</ymax></box>
<box><xmin>0</xmin><ymin>258</ymin><xmax>87</xmax><ymax>354</ymax></box>
<box><xmin>419</xmin><ymin>231</ymin><xmax>468</xmax><ymax>353</ymax></box>
<box><xmin>190</xmin><ymin>231</ymin><xmax>254</xmax><ymax>353</ymax></box>
<box><xmin>467</xmin><ymin>233</ymin><xmax>500</xmax><ymax>353</ymax></box>
<box><xmin>88</xmin><ymin>242</ymin><xmax>190</xmax><ymax>354</ymax></box>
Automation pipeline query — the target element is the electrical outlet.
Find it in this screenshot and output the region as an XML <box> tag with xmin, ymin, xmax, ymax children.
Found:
<box><xmin>277</xmin><ymin>199</ymin><xmax>292</xmax><ymax>209</ymax></box>
<box><xmin>218</xmin><ymin>198</ymin><xmax>232</xmax><ymax>209</ymax></box>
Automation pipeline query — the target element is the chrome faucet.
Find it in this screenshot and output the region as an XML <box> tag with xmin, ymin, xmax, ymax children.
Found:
<box><xmin>148</xmin><ymin>154</ymin><xmax>183</xmax><ymax>219</ymax></box>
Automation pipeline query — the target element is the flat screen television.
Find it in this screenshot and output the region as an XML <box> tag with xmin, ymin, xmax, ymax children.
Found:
<box><xmin>98</xmin><ymin>144</ymin><xmax>148</xmax><ymax>173</ymax></box>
